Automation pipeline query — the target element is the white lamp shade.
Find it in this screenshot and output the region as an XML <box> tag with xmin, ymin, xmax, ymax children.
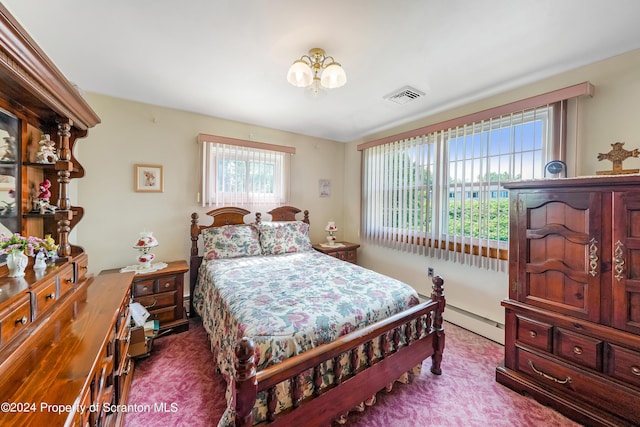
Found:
<box><xmin>287</xmin><ymin>60</ymin><xmax>313</xmax><ymax>87</ymax></box>
<box><xmin>320</xmin><ymin>63</ymin><xmax>346</xmax><ymax>89</ymax></box>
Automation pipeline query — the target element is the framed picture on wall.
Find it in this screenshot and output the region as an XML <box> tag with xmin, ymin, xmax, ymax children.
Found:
<box><xmin>319</xmin><ymin>179</ymin><xmax>330</xmax><ymax>197</ymax></box>
<box><xmin>134</xmin><ymin>164</ymin><xmax>164</xmax><ymax>192</ymax></box>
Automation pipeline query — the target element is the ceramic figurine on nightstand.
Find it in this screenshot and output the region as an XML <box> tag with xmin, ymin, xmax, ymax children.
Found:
<box><xmin>325</xmin><ymin>221</ymin><xmax>337</xmax><ymax>246</ymax></box>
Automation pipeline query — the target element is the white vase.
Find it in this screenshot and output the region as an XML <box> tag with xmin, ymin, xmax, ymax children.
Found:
<box><xmin>7</xmin><ymin>251</ymin><xmax>28</xmax><ymax>277</ymax></box>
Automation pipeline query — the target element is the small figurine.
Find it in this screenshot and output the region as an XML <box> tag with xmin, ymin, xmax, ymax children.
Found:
<box><xmin>37</xmin><ymin>179</ymin><xmax>56</xmax><ymax>214</ymax></box>
<box><xmin>35</xmin><ymin>134</ymin><xmax>58</xmax><ymax>164</ymax></box>
<box><xmin>0</xmin><ymin>136</ymin><xmax>16</xmax><ymax>162</ymax></box>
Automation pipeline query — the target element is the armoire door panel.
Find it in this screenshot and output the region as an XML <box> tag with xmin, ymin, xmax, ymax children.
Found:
<box><xmin>518</xmin><ymin>191</ymin><xmax>602</xmax><ymax>322</ymax></box>
<box><xmin>612</xmin><ymin>191</ymin><xmax>640</xmax><ymax>334</ymax></box>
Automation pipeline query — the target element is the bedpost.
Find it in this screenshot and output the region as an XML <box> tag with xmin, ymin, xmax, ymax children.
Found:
<box><xmin>303</xmin><ymin>209</ymin><xmax>309</xmax><ymax>224</ymax></box>
<box><xmin>430</xmin><ymin>275</ymin><xmax>445</xmax><ymax>375</ymax></box>
<box><xmin>189</xmin><ymin>213</ymin><xmax>201</xmax><ymax>318</ymax></box>
<box><xmin>190</xmin><ymin>212</ymin><xmax>200</xmax><ymax>257</ymax></box>
<box><xmin>255</xmin><ymin>212</ymin><xmax>262</xmax><ymax>224</ymax></box>
<box><xmin>235</xmin><ymin>337</ymin><xmax>257</xmax><ymax>427</ymax></box>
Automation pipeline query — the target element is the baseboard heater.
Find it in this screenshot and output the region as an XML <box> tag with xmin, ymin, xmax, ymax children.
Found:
<box><xmin>418</xmin><ymin>293</ymin><xmax>504</xmax><ymax>330</ymax></box>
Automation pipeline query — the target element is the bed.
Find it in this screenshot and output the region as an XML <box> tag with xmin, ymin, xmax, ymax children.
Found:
<box><xmin>189</xmin><ymin>206</ymin><xmax>445</xmax><ymax>427</ymax></box>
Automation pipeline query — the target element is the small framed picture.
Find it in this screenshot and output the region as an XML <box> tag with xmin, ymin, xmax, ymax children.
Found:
<box><xmin>319</xmin><ymin>179</ymin><xmax>330</xmax><ymax>197</ymax></box>
<box><xmin>134</xmin><ymin>164</ymin><xmax>164</xmax><ymax>192</ymax></box>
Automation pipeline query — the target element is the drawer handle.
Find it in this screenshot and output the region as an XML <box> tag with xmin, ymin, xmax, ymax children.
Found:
<box><xmin>528</xmin><ymin>360</ymin><xmax>572</xmax><ymax>385</ymax></box>
<box><xmin>573</xmin><ymin>346</ymin><xmax>583</xmax><ymax>355</ymax></box>
<box><xmin>529</xmin><ymin>331</ymin><xmax>537</xmax><ymax>338</ymax></box>
<box><xmin>142</xmin><ymin>286</ymin><xmax>149</xmax><ymax>292</ymax></box>
<box><xmin>65</xmin><ymin>277</ymin><xmax>73</xmax><ymax>284</ymax></box>
<box><xmin>45</xmin><ymin>292</ymin><xmax>55</xmax><ymax>300</ymax></box>
<box><xmin>15</xmin><ymin>316</ymin><xmax>28</xmax><ymax>325</ymax></box>
<box><xmin>632</xmin><ymin>366</ymin><xmax>640</xmax><ymax>376</ymax></box>
<box><xmin>164</xmin><ymin>282</ymin><xmax>171</xmax><ymax>288</ymax></box>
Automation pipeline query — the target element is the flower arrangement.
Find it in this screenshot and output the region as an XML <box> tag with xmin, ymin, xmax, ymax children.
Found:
<box><xmin>0</xmin><ymin>233</ymin><xmax>58</xmax><ymax>257</ymax></box>
<box><xmin>0</xmin><ymin>233</ymin><xmax>43</xmax><ymax>256</ymax></box>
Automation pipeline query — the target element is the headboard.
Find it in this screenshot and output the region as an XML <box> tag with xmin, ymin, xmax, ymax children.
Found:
<box><xmin>188</xmin><ymin>205</ymin><xmax>310</xmax><ymax>316</ymax></box>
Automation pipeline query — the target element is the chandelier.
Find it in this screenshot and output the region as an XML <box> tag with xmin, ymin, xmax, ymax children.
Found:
<box><xmin>286</xmin><ymin>48</ymin><xmax>347</xmax><ymax>94</ymax></box>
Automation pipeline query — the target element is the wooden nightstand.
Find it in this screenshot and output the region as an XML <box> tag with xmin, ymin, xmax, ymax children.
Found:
<box><xmin>103</xmin><ymin>260</ymin><xmax>189</xmax><ymax>335</ymax></box>
<box><xmin>313</xmin><ymin>242</ymin><xmax>360</xmax><ymax>264</ymax></box>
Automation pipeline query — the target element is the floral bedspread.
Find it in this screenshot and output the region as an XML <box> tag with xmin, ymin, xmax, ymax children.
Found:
<box><xmin>192</xmin><ymin>250</ymin><xmax>420</xmax><ymax>425</ymax></box>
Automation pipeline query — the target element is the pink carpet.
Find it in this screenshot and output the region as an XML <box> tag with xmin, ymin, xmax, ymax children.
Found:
<box><xmin>124</xmin><ymin>319</ymin><xmax>580</xmax><ymax>427</ymax></box>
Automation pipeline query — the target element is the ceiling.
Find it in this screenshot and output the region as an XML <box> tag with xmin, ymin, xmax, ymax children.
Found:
<box><xmin>3</xmin><ymin>0</ymin><xmax>640</xmax><ymax>143</ymax></box>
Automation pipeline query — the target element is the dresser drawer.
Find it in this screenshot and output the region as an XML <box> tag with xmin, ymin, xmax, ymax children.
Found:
<box><xmin>516</xmin><ymin>315</ymin><xmax>552</xmax><ymax>352</ymax></box>
<box><xmin>33</xmin><ymin>279</ymin><xmax>58</xmax><ymax>319</ymax></box>
<box><xmin>516</xmin><ymin>347</ymin><xmax>640</xmax><ymax>425</ymax></box>
<box><xmin>555</xmin><ymin>328</ymin><xmax>603</xmax><ymax>371</ymax></box>
<box><xmin>134</xmin><ymin>291</ymin><xmax>176</xmax><ymax>311</ymax></box>
<box><xmin>0</xmin><ymin>294</ymin><xmax>31</xmax><ymax>347</ymax></box>
<box><xmin>606</xmin><ymin>343</ymin><xmax>640</xmax><ymax>388</ymax></box>
<box><xmin>58</xmin><ymin>264</ymin><xmax>76</xmax><ymax>298</ymax></box>
<box><xmin>74</xmin><ymin>253</ymin><xmax>89</xmax><ymax>283</ymax></box>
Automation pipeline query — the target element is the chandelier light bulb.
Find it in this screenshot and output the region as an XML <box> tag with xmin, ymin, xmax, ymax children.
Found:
<box><xmin>287</xmin><ymin>60</ymin><xmax>313</xmax><ymax>87</ymax></box>
<box><xmin>320</xmin><ymin>62</ymin><xmax>346</xmax><ymax>89</ymax></box>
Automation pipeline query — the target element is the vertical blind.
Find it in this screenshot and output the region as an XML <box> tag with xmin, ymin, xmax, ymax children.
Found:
<box><xmin>359</xmin><ymin>82</ymin><xmax>594</xmax><ymax>271</ymax></box>
<box><xmin>198</xmin><ymin>134</ymin><xmax>295</xmax><ymax>209</ymax></box>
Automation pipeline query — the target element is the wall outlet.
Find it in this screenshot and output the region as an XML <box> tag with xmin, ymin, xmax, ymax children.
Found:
<box><xmin>428</xmin><ymin>267</ymin><xmax>434</xmax><ymax>277</ymax></box>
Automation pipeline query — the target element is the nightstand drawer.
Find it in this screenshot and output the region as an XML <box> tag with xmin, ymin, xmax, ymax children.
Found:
<box><xmin>134</xmin><ymin>279</ymin><xmax>155</xmax><ymax>296</ymax></box>
<box><xmin>134</xmin><ymin>291</ymin><xmax>176</xmax><ymax>311</ymax></box>
<box><xmin>156</xmin><ymin>276</ymin><xmax>177</xmax><ymax>292</ymax></box>
<box><xmin>148</xmin><ymin>305</ymin><xmax>177</xmax><ymax>324</ymax></box>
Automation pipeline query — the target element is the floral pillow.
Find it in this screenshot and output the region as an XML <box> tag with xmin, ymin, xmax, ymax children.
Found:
<box><xmin>203</xmin><ymin>224</ymin><xmax>262</xmax><ymax>260</ymax></box>
<box><xmin>258</xmin><ymin>221</ymin><xmax>313</xmax><ymax>255</ymax></box>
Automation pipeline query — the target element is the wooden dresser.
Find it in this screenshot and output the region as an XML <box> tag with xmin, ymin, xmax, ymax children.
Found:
<box><xmin>0</xmin><ymin>257</ymin><xmax>135</xmax><ymax>426</ymax></box>
<box><xmin>496</xmin><ymin>176</ymin><xmax>640</xmax><ymax>426</ymax></box>
<box><xmin>313</xmin><ymin>242</ymin><xmax>360</xmax><ymax>264</ymax></box>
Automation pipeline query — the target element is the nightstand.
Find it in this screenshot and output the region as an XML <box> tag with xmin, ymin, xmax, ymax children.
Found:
<box><xmin>103</xmin><ymin>260</ymin><xmax>189</xmax><ymax>335</ymax></box>
<box><xmin>313</xmin><ymin>241</ymin><xmax>360</xmax><ymax>264</ymax></box>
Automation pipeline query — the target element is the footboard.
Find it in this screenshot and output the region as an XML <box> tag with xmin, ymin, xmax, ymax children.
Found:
<box><xmin>235</xmin><ymin>275</ymin><xmax>446</xmax><ymax>427</ymax></box>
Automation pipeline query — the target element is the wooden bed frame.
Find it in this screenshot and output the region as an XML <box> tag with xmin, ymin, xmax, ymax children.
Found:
<box><xmin>189</xmin><ymin>206</ymin><xmax>446</xmax><ymax>427</ymax></box>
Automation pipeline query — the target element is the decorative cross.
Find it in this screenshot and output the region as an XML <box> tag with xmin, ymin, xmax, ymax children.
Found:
<box><xmin>596</xmin><ymin>142</ymin><xmax>639</xmax><ymax>175</ymax></box>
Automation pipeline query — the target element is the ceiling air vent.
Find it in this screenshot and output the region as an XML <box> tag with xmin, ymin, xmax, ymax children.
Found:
<box><xmin>384</xmin><ymin>86</ymin><xmax>425</xmax><ymax>105</ymax></box>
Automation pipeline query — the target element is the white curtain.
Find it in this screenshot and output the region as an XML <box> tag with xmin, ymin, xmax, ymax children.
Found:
<box><xmin>200</xmin><ymin>140</ymin><xmax>291</xmax><ymax>209</ymax></box>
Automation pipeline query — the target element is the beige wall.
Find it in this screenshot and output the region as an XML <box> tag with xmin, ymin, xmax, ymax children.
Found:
<box><xmin>73</xmin><ymin>48</ymin><xmax>640</xmax><ymax>342</ymax></box>
<box><xmin>344</xmin><ymin>48</ymin><xmax>640</xmax><ymax>342</ymax></box>
<box><xmin>75</xmin><ymin>95</ymin><xmax>345</xmax><ymax>275</ymax></box>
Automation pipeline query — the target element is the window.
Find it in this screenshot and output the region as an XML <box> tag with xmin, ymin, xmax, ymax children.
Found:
<box><xmin>198</xmin><ymin>134</ymin><xmax>294</xmax><ymax>208</ymax></box>
<box><xmin>359</xmin><ymin>82</ymin><xmax>594</xmax><ymax>271</ymax></box>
